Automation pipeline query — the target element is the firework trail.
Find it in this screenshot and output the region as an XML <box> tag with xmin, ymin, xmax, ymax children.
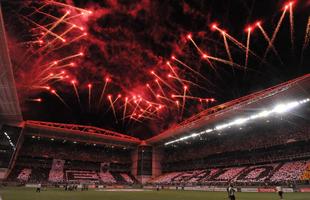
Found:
<box><xmin>262</xmin><ymin>6</ymin><xmax>288</xmax><ymax>63</ymax></box>
<box><xmin>300</xmin><ymin>17</ymin><xmax>310</xmax><ymax>66</ymax></box>
<box><xmin>256</xmin><ymin>22</ymin><xmax>283</xmax><ymax>64</ymax></box>
<box><xmin>245</xmin><ymin>27</ymin><xmax>252</xmax><ymax>68</ymax></box>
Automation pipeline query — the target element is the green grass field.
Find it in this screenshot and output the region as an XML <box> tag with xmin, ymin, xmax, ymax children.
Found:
<box><xmin>0</xmin><ymin>187</ymin><xmax>309</xmax><ymax>200</ymax></box>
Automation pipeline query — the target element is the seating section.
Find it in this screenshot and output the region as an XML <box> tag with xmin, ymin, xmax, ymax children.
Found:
<box><xmin>150</xmin><ymin>160</ymin><xmax>310</xmax><ymax>185</ymax></box>
<box><xmin>301</xmin><ymin>161</ymin><xmax>310</xmax><ymax>180</ymax></box>
<box><xmin>151</xmin><ymin>172</ymin><xmax>181</xmax><ymax>184</ymax></box>
<box><xmin>99</xmin><ymin>172</ymin><xmax>116</xmax><ymax>183</ymax></box>
<box><xmin>234</xmin><ymin>164</ymin><xmax>279</xmax><ymax>183</ymax></box>
<box><xmin>8</xmin><ymin>157</ymin><xmax>135</xmax><ymax>184</ymax></box>
<box><xmin>120</xmin><ymin>173</ymin><xmax>134</xmax><ymax>184</ymax></box>
<box><xmin>17</xmin><ymin>168</ymin><xmax>32</xmax><ymax>182</ymax></box>
<box><xmin>213</xmin><ymin>167</ymin><xmax>245</xmax><ymax>181</ymax></box>
<box><xmin>49</xmin><ymin>159</ymin><xmax>65</xmax><ymax>182</ymax></box>
<box><xmin>270</xmin><ymin>161</ymin><xmax>308</xmax><ymax>182</ymax></box>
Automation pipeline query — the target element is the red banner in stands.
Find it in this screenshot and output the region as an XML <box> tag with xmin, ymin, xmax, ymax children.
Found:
<box><xmin>258</xmin><ymin>188</ymin><xmax>276</xmax><ymax>192</ymax></box>
<box><xmin>300</xmin><ymin>188</ymin><xmax>310</xmax><ymax>192</ymax></box>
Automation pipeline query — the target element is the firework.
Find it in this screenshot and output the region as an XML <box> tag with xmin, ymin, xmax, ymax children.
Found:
<box><xmin>245</xmin><ymin>27</ymin><xmax>252</xmax><ymax>68</ymax></box>
<box><xmin>71</xmin><ymin>80</ymin><xmax>81</xmax><ymax>107</ymax></box>
<box><xmin>256</xmin><ymin>22</ymin><xmax>283</xmax><ymax>64</ymax></box>
<box><xmin>99</xmin><ymin>78</ymin><xmax>110</xmax><ymax>106</ymax></box>
<box><xmin>262</xmin><ymin>6</ymin><xmax>288</xmax><ymax>62</ymax></box>
<box><xmin>187</xmin><ymin>34</ymin><xmax>215</xmax><ymax>69</ymax></box>
<box><xmin>222</xmin><ymin>31</ymin><xmax>233</xmax><ymax>65</ymax></box>
<box><xmin>122</xmin><ymin>97</ymin><xmax>128</xmax><ymax>124</ymax></box>
<box><xmin>171</xmin><ymin>56</ymin><xmax>212</xmax><ymax>85</ymax></box>
<box><xmin>157</xmin><ymin>94</ymin><xmax>175</xmax><ymax>104</ymax></box>
<box><xmin>155</xmin><ymin>79</ymin><xmax>166</xmax><ymax>97</ymax></box>
<box><xmin>146</xmin><ymin>84</ymin><xmax>157</xmax><ymax>98</ymax></box>
<box><xmin>88</xmin><ymin>83</ymin><xmax>92</xmax><ymax>111</ymax></box>
<box><xmin>151</xmin><ymin>71</ymin><xmax>179</xmax><ymax>93</ymax></box>
<box><xmin>45</xmin><ymin>0</ymin><xmax>93</xmax><ymax>14</ymax></box>
<box><xmin>168</xmin><ymin>74</ymin><xmax>209</xmax><ymax>92</ymax></box>
<box><xmin>166</xmin><ymin>61</ymin><xmax>184</xmax><ymax>86</ymax></box>
<box><xmin>289</xmin><ymin>2</ymin><xmax>295</xmax><ymax>53</ymax></box>
<box><xmin>108</xmin><ymin>95</ymin><xmax>118</xmax><ymax>123</ymax></box>
<box><xmin>51</xmin><ymin>89</ymin><xmax>70</xmax><ymax>109</ymax></box>
<box><xmin>300</xmin><ymin>17</ymin><xmax>310</xmax><ymax>66</ymax></box>
<box><xmin>181</xmin><ymin>85</ymin><xmax>187</xmax><ymax>120</ymax></box>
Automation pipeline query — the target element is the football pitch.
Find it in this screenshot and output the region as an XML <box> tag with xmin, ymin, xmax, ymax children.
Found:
<box><xmin>0</xmin><ymin>187</ymin><xmax>310</xmax><ymax>200</ymax></box>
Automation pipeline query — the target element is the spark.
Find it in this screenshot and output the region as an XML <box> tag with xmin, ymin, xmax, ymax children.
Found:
<box><xmin>187</xmin><ymin>34</ymin><xmax>215</xmax><ymax>69</ymax></box>
<box><xmin>46</xmin><ymin>0</ymin><xmax>93</xmax><ymax>14</ymax></box>
<box><xmin>166</xmin><ymin>61</ymin><xmax>184</xmax><ymax>86</ymax></box>
<box><xmin>32</xmin><ymin>10</ymin><xmax>82</xmax><ymax>30</ymax></box>
<box><xmin>50</xmin><ymin>32</ymin><xmax>87</xmax><ymax>52</ymax></box>
<box><xmin>213</xmin><ymin>25</ymin><xmax>262</xmax><ymax>63</ymax></box>
<box><xmin>172</xmin><ymin>94</ymin><xmax>215</xmax><ymax>102</ymax></box>
<box><xmin>262</xmin><ymin>6</ymin><xmax>288</xmax><ymax>62</ymax></box>
<box><xmin>106</xmin><ymin>94</ymin><xmax>122</xmax><ymax>113</ymax></box>
<box><xmin>181</xmin><ymin>86</ymin><xmax>187</xmax><ymax>120</ymax></box>
<box><xmin>256</xmin><ymin>22</ymin><xmax>283</xmax><ymax>64</ymax></box>
<box><xmin>155</xmin><ymin>79</ymin><xmax>166</xmax><ymax>97</ymax></box>
<box><xmin>151</xmin><ymin>71</ymin><xmax>179</xmax><ymax>93</ymax></box>
<box><xmin>108</xmin><ymin>95</ymin><xmax>118</xmax><ymax>123</ymax></box>
<box><xmin>289</xmin><ymin>2</ymin><xmax>295</xmax><ymax>53</ymax></box>
<box><xmin>51</xmin><ymin>89</ymin><xmax>70</xmax><ymax>109</ymax></box>
<box><xmin>40</xmin><ymin>25</ymin><xmax>76</xmax><ymax>50</ymax></box>
<box><xmin>202</xmin><ymin>54</ymin><xmax>246</xmax><ymax>70</ymax></box>
<box><xmin>245</xmin><ymin>27</ymin><xmax>252</xmax><ymax>68</ymax></box>
<box><xmin>129</xmin><ymin>98</ymin><xmax>142</xmax><ymax>121</ymax></box>
<box><xmin>176</xmin><ymin>100</ymin><xmax>180</xmax><ymax>114</ymax></box>
<box><xmin>71</xmin><ymin>80</ymin><xmax>81</xmax><ymax>107</ymax></box>
<box><xmin>122</xmin><ymin>97</ymin><xmax>128</xmax><ymax>124</ymax></box>
<box><xmin>171</xmin><ymin>56</ymin><xmax>212</xmax><ymax>85</ymax></box>
<box><xmin>40</xmin><ymin>10</ymin><xmax>70</xmax><ymax>41</ymax></box>
<box><xmin>300</xmin><ymin>17</ymin><xmax>310</xmax><ymax>66</ymax></box>
<box><xmin>99</xmin><ymin>78</ymin><xmax>110</xmax><ymax>106</ymax></box>
<box><xmin>168</xmin><ymin>74</ymin><xmax>209</xmax><ymax>92</ymax></box>
<box><xmin>222</xmin><ymin>31</ymin><xmax>233</xmax><ymax>65</ymax></box>
<box><xmin>146</xmin><ymin>84</ymin><xmax>157</xmax><ymax>98</ymax></box>
<box><xmin>21</xmin><ymin>15</ymin><xmax>65</xmax><ymax>42</ymax></box>
<box><xmin>88</xmin><ymin>83</ymin><xmax>92</xmax><ymax>111</ymax></box>
<box><xmin>157</xmin><ymin>94</ymin><xmax>175</xmax><ymax>103</ymax></box>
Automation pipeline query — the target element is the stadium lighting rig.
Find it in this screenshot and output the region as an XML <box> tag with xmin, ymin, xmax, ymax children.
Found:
<box><xmin>165</xmin><ymin>98</ymin><xmax>310</xmax><ymax>146</ymax></box>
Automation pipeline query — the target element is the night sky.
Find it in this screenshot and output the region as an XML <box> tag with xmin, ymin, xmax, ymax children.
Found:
<box><xmin>2</xmin><ymin>0</ymin><xmax>309</xmax><ymax>139</ymax></box>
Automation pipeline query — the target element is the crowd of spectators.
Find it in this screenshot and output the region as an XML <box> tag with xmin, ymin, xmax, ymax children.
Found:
<box><xmin>6</xmin><ymin>136</ymin><xmax>136</xmax><ymax>185</ymax></box>
<box><xmin>150</xmin><ymin>160</ymin><xmax>309</xmax><ymax>186</ymax></box>
<box><xmin>20</xmin><ymin>137</ymin><xmax>131</xmax><ymax>164</ymax></box>
<box><xmin>270</xmin><ymin>161</ymin><xmax>309</xmax><ymax>182</ymax></box>
<box><xmin>164</xmin><ymin>120</ymin><xmax>310</xmax><ymax>165</ymax></box>
<box><xmin>163</xmin><ymin>139</ymin><xmax>310</xmax><ymax>172</ymax></box>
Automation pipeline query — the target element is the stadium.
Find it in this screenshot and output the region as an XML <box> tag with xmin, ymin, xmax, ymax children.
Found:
<box><xmin>0</xmin><ymin>0</ymin><xmax>309</xmax><ymax>200</ymax></box>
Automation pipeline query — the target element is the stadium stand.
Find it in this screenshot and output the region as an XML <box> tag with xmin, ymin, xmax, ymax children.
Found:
<box><xmin>149</xmin><ymin>160</ymin><xmax>310</xmax><ymax>186</ymax></box>
<box><xmin>6</xmin><ymin>136</ymin><xmax>136</xmax><ymax>185</ymax></box>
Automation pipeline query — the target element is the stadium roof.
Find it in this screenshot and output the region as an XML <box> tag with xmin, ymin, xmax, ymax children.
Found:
<box><xmin>23</xmin><ymin>120</ymin><xmax>141</xmax><ymax>147</ymax></box>
<box><xmin>17</xmin><ymin>73</ymin><xmax>310</xmax><ymax>147</ymax></box>
<box><xmin>146</xmin><ymin>74</ymin><xmax>310</xmax><ymax>145</ymax></box>
<box><xmin>0</xmin><ymin>6</ymin><xmax>22</xmax><ymax>125</ymax></box>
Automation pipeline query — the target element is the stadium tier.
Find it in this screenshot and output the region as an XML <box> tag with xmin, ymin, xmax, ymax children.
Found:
<box><xmin>6</xmin><ymin>136</ymin><xmax>136</xmax><ymax>185</ymax></box>
<box><xmin>149</xmin><ymin>160</ymin><xmax>310</xmax><ymax>186</ymax></box>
